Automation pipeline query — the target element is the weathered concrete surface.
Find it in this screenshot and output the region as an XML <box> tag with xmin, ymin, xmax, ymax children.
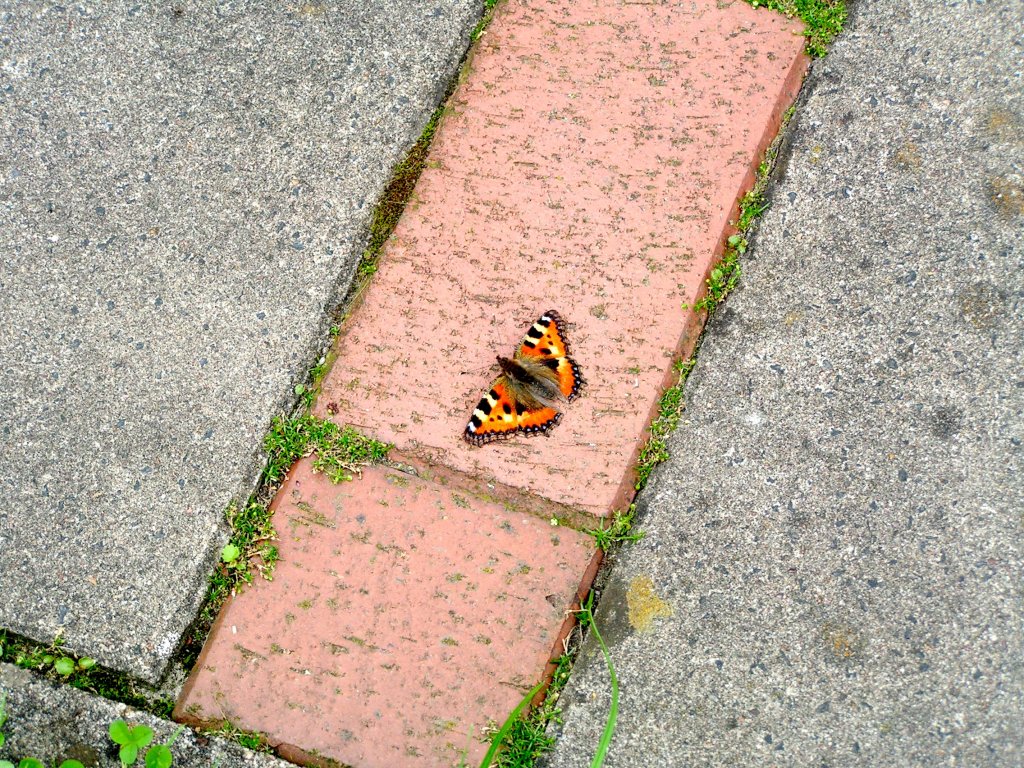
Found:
<box><xmin>0</xmin><ymin>663</ymin><xmax>291</xmax><ymax>768</ymax></box>
<box><xmin>0</xmin><ymin>2</ymin><xmax>480</xmax><ymax>682</ymax></box>
<box><xmin>546</xmin><ymin>0</ymin><xmax>1024</xmax><ymax>765</ymax></box>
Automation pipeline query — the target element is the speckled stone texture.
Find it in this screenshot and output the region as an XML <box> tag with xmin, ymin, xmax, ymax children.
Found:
<box><xmin>174</xmin><ymin>462</ymin><xmax>597</xmax><ymax>768</ymax></box>
<box><xmin>545</xmin><ymin>0</ymin><xmax>1024</xmax><ymax>766</ymax></box>
<box><xmin>0</xmin><ymin>2</ymin><xmax>480</xmax><ymax>681</ymax></box>
<box><xmin>317</xmin><ymin>0</ymin><xmax>808</xmax><ymax>520</ymax></box>
<box><xmin>0</xmin><ymin>663</ymin><xmax>290</xmax><ymax>768</ymax></box>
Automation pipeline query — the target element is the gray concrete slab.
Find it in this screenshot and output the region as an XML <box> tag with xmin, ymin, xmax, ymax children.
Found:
<box><xmin>545</xmin><ymin>0</ymin><xmax>1024</xmax><ymax>765</ymax></box>
<box><xmin>0</xmin><ymin>663</ymin><xmax>290</xmax><ymax>768</ymax></box>
<box><xmin>0</xmin><ymin>1</ymin><xmax>480</xmax><ymax>682</ymax></box>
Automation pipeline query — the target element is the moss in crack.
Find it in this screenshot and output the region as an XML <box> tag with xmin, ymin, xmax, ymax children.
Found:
<box><xmin>633</xmin><ymin>358</ymin><xmax>694</xmax><ymax>491</ymax></box>
<box><xmin>343</xmin><ymin>102</ymin><xmax>447</xmax><ymax>316</ymax></box>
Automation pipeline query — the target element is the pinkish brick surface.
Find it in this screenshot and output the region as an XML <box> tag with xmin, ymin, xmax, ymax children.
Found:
<box><xmin>318</xmin><ymin>0</ymin><xmax>808</xmax><ymax>519</ymax></box>
<box><xmin>174</xmin><ymin>461</ymin><xmax>596</xmax><ymax>768</ymax></box>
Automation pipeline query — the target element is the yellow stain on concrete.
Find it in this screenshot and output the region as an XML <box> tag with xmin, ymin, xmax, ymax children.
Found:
<box><xmin>626</xmin><ymin>575</ymin><xmax>673</xmax><ymax>632</ymax></box>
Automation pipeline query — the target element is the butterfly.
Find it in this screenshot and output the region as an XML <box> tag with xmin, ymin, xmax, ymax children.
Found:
<box><xmin>464</xmin><ymin>310</ymin><xmax>584</xmax><ymax>446</ymax></box>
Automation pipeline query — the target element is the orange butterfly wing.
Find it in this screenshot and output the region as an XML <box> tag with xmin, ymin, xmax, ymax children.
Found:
<box><xmin>515</xmin><ymin>310</ymin><xmax>584</xmax><ymax>401</ymax></box>
<box><xmin>464</xmin><ymin>381</ymin><xmax>561</xmax><ymax>446</ymax></box>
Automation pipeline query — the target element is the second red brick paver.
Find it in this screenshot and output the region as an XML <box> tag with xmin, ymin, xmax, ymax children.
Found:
<box><xmin>175</xmin><ymin>461</ymin><xmax>597</xmax><ymax>768</ymax></box>
<box><xmin>317</xmin><ymin>0</ymin><xmax>808</xmax><ymax>520</ymax></box>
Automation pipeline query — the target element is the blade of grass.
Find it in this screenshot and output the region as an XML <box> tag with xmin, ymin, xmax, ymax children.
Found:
<box><xmin>578</xmin><ymin>600</ymin><xmax>618</xmax><ymax>768</ymax></box>
<box><xmin>479</xmin><ymin>682</ymin><xmax>546</xmax><ymax>768</ymax></box>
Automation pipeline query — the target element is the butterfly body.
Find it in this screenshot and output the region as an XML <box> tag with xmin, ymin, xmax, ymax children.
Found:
<box><xmin>464</xmin><ymin>311</ymin><xmax>584</xmax><ymax>446</ymax></box>
<box><xmin>496</xmin><ymin>354</ymin><xmax>566</xmax><ymax>410</ymax></box>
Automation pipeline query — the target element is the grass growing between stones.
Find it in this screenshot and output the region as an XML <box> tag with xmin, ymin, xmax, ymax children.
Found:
<box><xmin>472</xmin><ymin>0</ymin><xmax>503</xmax><ymax>42</ymax></box>
<box><xmin>293</xmin><ymin>324</ymin><xmax>340</xmax><ymax>411</ymax></box>
<box><xmin>478</xmin><ymin>654</ymin><xmax>571</xmax><ymax>767</ymax></box>
<box><xmin>197</xmin><ymin>499</ymin><xmax>279</xmax><ymax>629</ymax></box>
<box><xmin>262</xmin><ymin>413</ymin><xmax>391</xmax><ymax>486</ymax></box>
<box><xmin>480</xmin><ymin>597</ymin><xmax>617</xmax><ymax>768</ymax></box>
<box><xmin>685</xmin><ymin>115</ymin><xmax>789</xmax><ymax>317</ymax></box>
<box><xmin>584</xmin><ymin>505</ymin><xmax>645</xmax><ymax>552</ymax></box>
<box><xmin>632</xmin><ymin>359</ymin><xmax>694</xmax><ymax>492</ymax></box>
<box><xmin>621</xmin><ymin>108</ymin><xmax>796</xmax><ymax>531</ymax></box>
<box><xmin>201</xmin><ymin>722</ymin><xmax>272</xmax><ymax>754</ymax></box>
<box><xmin>745</xmin><ymin>0</ymin><xmax>847</xmax><ymax>57</ymax></box>
<box><xmin>0</xmin><ymin>632</ymin><xmax>175</xmax><ymax>718</ymax></box>
<box><xmin>515</xmin><ymin>90</ymin><xmax>807</xmax><ymax>768</ymax></box>
<box><xmin>175</xmin><ymin>0</ymin><xmax>490</xmax><ymax>745</ymax></box>
<box><xmin>184</xmin><ymin>416</ymin><xmax>391</xmax><ymax>655</ymax></box>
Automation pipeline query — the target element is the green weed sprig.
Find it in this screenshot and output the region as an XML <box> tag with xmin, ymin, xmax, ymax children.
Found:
<box><xmin>585</xmin><ymin>505</ymin><xmax>644</xmax><ymax>551</ymax></box>
<box><xmin>745</xmin><ymin>0</ymin><xmax>847</xmax><ymax>57</ymax></box>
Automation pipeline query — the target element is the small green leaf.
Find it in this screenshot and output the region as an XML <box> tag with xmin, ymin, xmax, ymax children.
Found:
<box><xmin>294</xmin><ymin>383</ymin><xmax>306</xmax><ymax>395</ymax></box>
<box><xmin>59</xmin><ymin>760</ymin><xmax>86</xmax><ymax>768</ymax></box>
<box><xmin>78</xmin><ymin>657</ymin><xmax>97</xmax><ymax>670</ymax></box>
<box><xmin>0</xmin><ymin>759</ymin><xmax>14</xmax><ymax>768</ymax></box>
<box><xmin>0</xmin><ymin>733</ymin><xmax>5</xmax><ymax>748</ymax></box>
<box><xmin>41</xmin><ymin>654</ymin><xmax>54</xmax><ymax>665</ymax></box>
<box><xmin>110</xmin><ymin>719</ymin><xmax>133</xmax><ymax>745</ymax></box>
<box><xmin>145</xmin><ymin>745</ymin><xmax>172</xmax><ymax>768</ymax></box>
<box><xmin>54</xmin><ymin>657</ymin><xmax>76</xmax><ymax>675</ymax></box>
<box><xmin>220</xmin><ymin>544</ymin><xmax>241</xmax><ymax>563</ymax></box>
<box><xmin>119</xmin><ymin>743</ymin><xmax>138</xmax><ymax>766</ymax></box>
<box><xmin>727</xmin><ymin>234</ymin><xmax>743</xmax><ymax>247</ymax></box>
<box><xmin>19</xmin><ymin>759</ymin><xmax>45</xmax><ymax>768</ymax></box>
<box><xmin>130</xmin><ymin>725</ymin><xmax>154</xmax><ymax>748</ymax></box>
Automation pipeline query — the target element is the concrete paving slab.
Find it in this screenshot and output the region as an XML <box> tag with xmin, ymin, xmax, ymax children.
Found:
<box><xmin>545</xmin><ymin>0</ymin><xmax>1024</xmax><ymax>766</ymax></box>
<box><xmin>317</xmin><ymin>0</ymin><xmax>807</xmax><ymax>520</ymax></box>
<box><xmin>174</xmin><ymin>461</ymin><xmax>597</xmax><ymax>768</ymax></box>
<box><xmin>0</xmin><ymin>2</ymin><xmax>480</xmax><ymax>681</ymax></box>
<box><xmin>1</xmin><ymin>663</ymin><xmax>290</xmax><ymax>768</ymax></box>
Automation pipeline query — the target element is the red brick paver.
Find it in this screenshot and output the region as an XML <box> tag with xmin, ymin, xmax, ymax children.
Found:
<box><xmin>318</xmin><ymin>0</ymin><xmax>808</xmax><ymax>520</ymax></box>
<box><xmin>175</xmin><ymin>461</ymin><xmax>597</xmax><ymax>768</ymax></box>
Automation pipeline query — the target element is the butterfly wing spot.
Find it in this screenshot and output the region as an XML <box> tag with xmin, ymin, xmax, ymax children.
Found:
<box><xmin>465</xmin><ymin>383</ymin><xmax>522</xmax><ymax>445</ymax></box>
<box><xmin>522</xmin><ymin>323</ymin><xmax>546</xmax><ymax>349</ymax></box>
